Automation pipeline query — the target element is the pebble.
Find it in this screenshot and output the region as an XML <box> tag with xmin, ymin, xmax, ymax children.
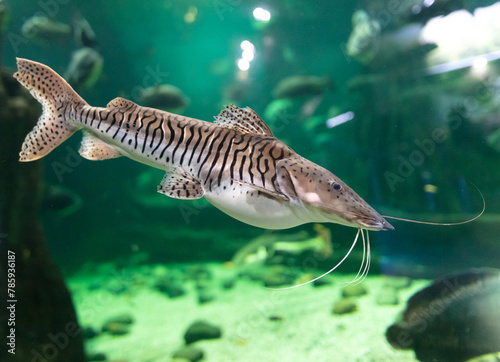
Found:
<box><xmin>172</xmin><ymin>346</ymin><xmax>204</xmax><ymax>362</ymax></box>
<box><xmin>221</xmin><ymin>278</ymin><xmax>236</xmax><ymax>290</ymax></box>
<box><xmin>184</xmin><ymin>320</ymin><xmax>222</xmax><ymax>344</ymax></box>
<box><xmin>383</xmin><ymin>276</ymin><xmax>412</xmax><ymax>289</ymax></box>
<box><xmin>269</xmin><ymin>315</ymin><xmax>284</xmax><ymax>322</ymax></box>
<box><xmin>101</xmin><ymin>322</ymin><xmax>130</xmax><ymax>336</ymax></box>
<box><xmin>376</xmin><ymin>286</ymin><xmax>399</xmax><ymax>305</ymax></box>
<box><xmin>341</xmin><ymin>283</ymin><xmax>368</xmax><ymax>297</ymax></box>
<box><xmin>261</xmin><ymin>266</ymin><xmax>298</xmax><ymax>287</ymax></box>
<box><xmin>197</xmin><ymin>290</ymin><xmax>216</xmax><ymax>304</ymax></box>
<box><xmin>108</xmin><ymin>313</ymin><xmax>134</xmax><ymax>324</ymax></box>
<box><xmin>154</xmin><ymin>276</ymin><xmax>186</xmax><ymax>298</ymax></box>
<box><xmin>82</xmin><ymin>326</ymin><xmax>99</xmax><ymax>339</ymax></box>
<box><xmin>332</xmin><ymin>298</ymin><xmax>358</xmax><ymax>315</ymax></box>
<box><xmin>313</xmin><ymin>277</ymin><xmax>333</xmax><ymax>287</ymax></box>
<box><xmin>87</xmin><ymin>352</ymin><xmax>107</xmax><ymax>361</ymax></box>
<box><xmin>187</xmin><ymin>264</ymin><xmax>212</xmax><ymax>281</ymax></box>
<box><xmin>101</xmin><ymin>313</ymin><xmax>134</xmax><ymax>336</ymax></box>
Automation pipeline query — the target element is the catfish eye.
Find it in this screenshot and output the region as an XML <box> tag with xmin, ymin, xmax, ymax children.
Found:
<box><xmin>332</xmin><ymin>182</ymin><xmax>342</xmax><ymax>191</ymax></box>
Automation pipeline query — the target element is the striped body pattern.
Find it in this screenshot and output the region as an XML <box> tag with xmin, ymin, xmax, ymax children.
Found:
<box><xmin>14</xmin><ymin>58</ymin><xmax>393</xmax><ymax>231</ymax></box>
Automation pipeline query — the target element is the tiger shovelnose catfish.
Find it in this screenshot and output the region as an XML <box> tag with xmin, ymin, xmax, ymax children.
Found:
<box><xmin>14</xmin><ymin>58</ymin><xmax>393</xmax><ymax>283</ymax></box>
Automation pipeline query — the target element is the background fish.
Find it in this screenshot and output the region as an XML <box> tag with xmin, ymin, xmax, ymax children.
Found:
<box><xmin>138</xmin><ymin>84</ymin><xmax>190</xmax><ymax>112</ymax></box>
<box><xmin>64</xmin><ymin>47</ymin><xmax>103</xmax><ymax>91</ymax></box>
<box><xmin>272</xmin><ymin>75</ymin><xmax>333</xmax><ymax>99</ymax></box>
<box><xmin>386</xmin><ymin>268</ymin><xmax>500</xmax><ymax>362</ymax></box>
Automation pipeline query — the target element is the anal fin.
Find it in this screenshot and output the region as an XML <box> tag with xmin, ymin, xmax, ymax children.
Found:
<box><xmin>158</xmin><ymin>169</ymin><xmax>205</xmax><ymax>200</ymax></box>
<box><xmin>79</xmin><ymin>131</ymin><xmax>122</xmax><ymax>160</ymax></box>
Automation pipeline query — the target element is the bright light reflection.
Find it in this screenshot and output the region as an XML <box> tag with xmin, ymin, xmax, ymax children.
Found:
<box><xmin>237</xmin><ymin>58</ymin><xmax>250</xmax><ymax>71</ymax></box>
<box><xmin>473</xmin><ymin>56</ymin><xmax>488</xmax><ymax>70</ymax></box>
<box><xmin>240</xmin><ymin>40</ymin><xmax>255</xmax><ymax>51</ymax></box>
<box><xmin>424</xmin><ymin>0</ymin><xmax>435</xmax><ymax>7</ymax></box>
<box><xmin>253</xmin><ymin>7</ymin><xmax>271</xmax><ymax>22</ymax></box>
<box><xmin>471</xmin><ymin>56</ymin><xmax>488</xmax><ymax>78</ymax></box>
<box><xmin>326</xmin><ymin>111</ymin><xmax>354</xmax><ymax>128</ymax></box>
<box><xmin>242</xmin><ymin>49</ymin><xmax>254</xmax><ymax>61</ymax></box>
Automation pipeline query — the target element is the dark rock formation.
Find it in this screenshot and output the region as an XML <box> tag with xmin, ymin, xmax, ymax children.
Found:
<box><xmin>0</xmin><ymin>59</ymin><xmax>85</xmax><ymax>361</ymax></box>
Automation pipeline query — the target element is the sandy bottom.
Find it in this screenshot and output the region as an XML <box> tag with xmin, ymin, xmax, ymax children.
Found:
<box><xmin>69</xmin><ymin>263</ymin><xmax>427</xmax><ymax>361</ymax></box>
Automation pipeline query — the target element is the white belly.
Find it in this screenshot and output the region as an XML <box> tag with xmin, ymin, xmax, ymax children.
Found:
<box><xmin>205</xmin><ymin>183</ymin><xmax>307</xmax><ymax>229</ymax></box>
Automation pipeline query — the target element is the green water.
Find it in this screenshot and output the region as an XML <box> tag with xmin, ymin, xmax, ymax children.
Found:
<box><xmin>4</xmin><ymin>0</ymin><xmax>500</xmax><ymax>361</ymax></box>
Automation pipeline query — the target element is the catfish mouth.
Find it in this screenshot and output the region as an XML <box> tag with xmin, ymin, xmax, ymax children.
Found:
<box><xmin>315</xmin><ymin>204</ymin><xmax>395</xmax><ymax>231</ymax></box>
<box><xmin>357</xmin><ymin>216</ymin><xmax>394</xmax><ymax>231</ymax></box>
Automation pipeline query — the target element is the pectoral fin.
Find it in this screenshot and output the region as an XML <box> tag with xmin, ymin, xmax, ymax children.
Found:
<box><xmin>233</xmin><ymin>180</ymin><xmax>289</xmax><ymax>201</ymax></box>
<box><xmin>158</xmin><ymin>169</ymin><xmax>205</xmax><ymax>199</ymax></box>
<box><xmin>276</xmin><ymin>159</ymin><xmax>298</xmax><ymax>200</ymax></box>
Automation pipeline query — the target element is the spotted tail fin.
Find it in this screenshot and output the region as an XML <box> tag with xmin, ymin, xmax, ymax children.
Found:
<box><xmin>13</xmin><ymin>58</ymin><xmax>88</xmax><ymax>161</ymax></box>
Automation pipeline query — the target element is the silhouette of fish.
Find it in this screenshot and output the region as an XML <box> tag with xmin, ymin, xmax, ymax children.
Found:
<box><xmin>386</xmin><ymin>268</ymin><xmax>500</xmax><ymax>362</ymax></box>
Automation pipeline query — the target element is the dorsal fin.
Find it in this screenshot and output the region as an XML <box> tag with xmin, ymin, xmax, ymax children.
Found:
<box><xmin>106</xmin><ymin>97</ymin><xmax>140</xmax><ymax>111</ymax></box>
<box><xmin>214</xmin><ymin>104</ymin><xmax>273</xmax><ymax>136</ymax></box>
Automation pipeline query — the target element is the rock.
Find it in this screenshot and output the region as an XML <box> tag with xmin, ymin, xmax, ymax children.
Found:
<box><xmin>186</xmin><ymin>264</ymin><xmax>212</xmax><ymax>281</ymax></box>
<box><xmin>376</xmin><ymin>286</ymin><xmax>399</xmax><ymax>305</ymax></box>
<box><xmin>101</xmin><ymin>313</ymin><xmax>134</xmax><ymax>336</ymax></box>
<box><xmin>383</xmin><ymin>276</ymin><xmax>412</xmax><ymax>289</ymax></box>
<box><xmin>172</xmin><ymin>346</ymin><xmax>204</xmax><ymax>362</ymax></box>
<box><xmin>106</xmin><ymin>280</ymin><xmax>128</xmax><ymax>295</ymax></box>
<box><xmin>197</xmin><ymin>290</ymin><xmax>216</xmax><ymax>304</ymax></box>
<box><xmin>221</xmin><ymin>278</ymin><xmax>235</xmax><ymax>290</ymax></box>
<box><xmin>107</xmin><ymin>313</ymin><xmax>134</xmax><ymax>325</ymax></box>
<box><xmin>82</xmin><ymin>326</ymin><xmax>99</xmax><ymax>339</ymax></box>
<box><xmin>341</xmin><ymin>283</ymin><xmax>367</xmax><ymax>297</ymax></box>
<box><xmin>87</xmin><ymin>352</ymin><xmax>107</xmax><ymax>361</ymax></box>
<box><xmin>101</xmin><ymin>322</ymin><xmax>129</xmax><ymax>336</ymax></box>
<box><xmin>313</xmin><ymin>277</ymin><xmax>333</xmax><ymax>287</ymax></box>
<box><xmin>184</xmin><ymin>320</ymin><xmax>222</xmax><ymax>344</ymax></box>
<box><xmin>195</xmin><ymin>278</ymin><xmax>212</xmax><ymax>291</ymax></box>
<box><xmin>154</xmin><ymin>276</ymin><xmax>186</xmax><ymax>298</ymax></box>
<box><xmin>88</xmin><ymin>281</ymin><xmax>103</xmax><ymax>291</ymax></box>
<box><xmin>332</xmin><ymin>298</ymin><xmax>357</xmax><ymax>315</ymax></box>
<box><xmin>261</xmin><ymin>266</ymin><xmax>298</xmax><ymax>287</ymax></box>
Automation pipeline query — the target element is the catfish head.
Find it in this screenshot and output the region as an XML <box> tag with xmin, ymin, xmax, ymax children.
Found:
<box><xmin>275</xmin><ymin>157</ymin><xmax>394</xmax><ymax>231</ymax></box>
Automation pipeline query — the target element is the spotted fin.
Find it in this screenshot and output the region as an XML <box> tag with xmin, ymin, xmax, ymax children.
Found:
<box><xmin>214</xmin><ymin>104</ymin><xmax>273</xmax><ymax>136</ymax></box>
<box><xmin>158</xmin><ymin>169</ymin><xmax>205</xmax><ymax>199</ymax></box>
<box><xmin>14</xmin><ymin>58</ymin><xmax>86</xmax><ymax>161</ymax></box>
<box><xmin>79</xmin><ymin>131</ymin><xmax>122</xmax><ymax>160</ymax></box>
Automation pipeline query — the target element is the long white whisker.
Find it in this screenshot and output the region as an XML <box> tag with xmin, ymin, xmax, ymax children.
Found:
<box><xmin>350</xmin><ymin>228</ymin><xmax>366</xmax><ymax>284</ymax></box>
<box><xmin>358</xmin><ymin>231</ymin><xmax>371</xmax><ymax>284</ymax></box>
<box><xmin>267</xmin><ymin>228</ymin><xmax>361</xmax><ymax>291</ymax></box>
<box><xmin>382</xmin><ymin>183</ymin><xmax>485</xmax><ymax>226</ymax></box>
<box><xmin>348</xmin><ymin>229</ymin><xmax>371</xmax><ymax>285</ymax></box>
